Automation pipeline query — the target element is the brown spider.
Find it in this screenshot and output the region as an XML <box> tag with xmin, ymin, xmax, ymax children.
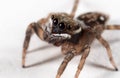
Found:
<box><xmin>22</xmin><ymin>0</ymin><xmax>120</xmax><ymax>78</ymax></box>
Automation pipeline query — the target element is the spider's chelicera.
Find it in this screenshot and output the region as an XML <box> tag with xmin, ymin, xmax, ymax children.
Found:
<box><xmin>22</xmin><ymin>0</ymin><xmax>120</xmax><ymax>78</ymax></box>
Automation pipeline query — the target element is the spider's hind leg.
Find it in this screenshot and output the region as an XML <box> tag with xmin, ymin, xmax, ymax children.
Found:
<box><xmin>70</xmin><ymin>0</ymin><xmax>80</xmax><ymax>18</ymax></box>
<box><xmin>105</xmin><ymin>25</ymin><xmax>120</xmax><ymax>30</ymax></box>
<box><xmin>22</xmin><ymin>22</ymin><xmax>44</xmax><ymax>68</ymax></box>
<box><xmin>96</xmin><ymin>35</ymin><xmax>118</xmax><ymax>71</ymax></box>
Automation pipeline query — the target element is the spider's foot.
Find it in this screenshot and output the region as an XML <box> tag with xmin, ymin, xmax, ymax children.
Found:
<box><xmin>115</xmin><ymin>68</ymin><xmax>118</xmax><ymax>71</ymax></box>
<box><xmin>22</xmin><ymin>65</ymin><xmax>26</xmax><ymax>68</ymax></box>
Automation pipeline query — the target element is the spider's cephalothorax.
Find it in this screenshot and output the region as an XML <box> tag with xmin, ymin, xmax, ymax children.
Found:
<box><xmin>22</xmin><ymin>0</ymin><xmax>120</xmax><ymax>78</ymax></box>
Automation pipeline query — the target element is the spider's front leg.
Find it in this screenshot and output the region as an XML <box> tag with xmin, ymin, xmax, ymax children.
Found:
<box><xmin>75</xmin><ymin>46</ymin><xmax>90</xmax><ymax>78</ymax></box>
<box><xmin>56</xmin><ymin>52</ymin><xmax>74</xmax><ymax>78</ymax></box>
<box><xmin>22</xmin><ymin>13</ymin><xmax>57</xmax><ymax>68</ymax></box>
<box><xmin>22</xmin><ymin>22</ymin><xmax>44</xmax><ymax>68</ymax></box>
<box><xmin>96</xmin><ymin>35</ymin><xmax>118</xmax><ymax>71</ymax></box>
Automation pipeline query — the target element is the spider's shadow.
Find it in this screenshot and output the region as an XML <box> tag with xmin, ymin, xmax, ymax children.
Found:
<box><xmin>25</xmin><ymin>54</ymin><xmax>62</xmax><ymax>68</ymax></box>
<box><xmin>25</xmin><ymin>38</ymin><xmax>120</xmax><ymax>69</ymax></box>
<box><xmin>25</xmin><ymin>45</ymin><xmax>62</xmax><ymax>68</ymax></box>
<box><xmin>87</xmin><ymin>61</ymin><xmax>116</xmax><ymax>71</ymax></box>
<box><xmin>27</xmin><ymin>45</ymin><xmax>54</xmax><ymax>53</ymax></box>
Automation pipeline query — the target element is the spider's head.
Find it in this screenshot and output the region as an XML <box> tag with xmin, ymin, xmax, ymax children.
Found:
<box><xmin>50</xmin><ymin>13</ymin><xmax>82</xmax><ymax>38</ymax></box>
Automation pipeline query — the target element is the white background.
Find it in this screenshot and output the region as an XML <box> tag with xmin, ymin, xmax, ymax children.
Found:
<box><xmin>0</xmin><ymin>0</ymin><xmax>120</xmax><ymax>78</ymax></box>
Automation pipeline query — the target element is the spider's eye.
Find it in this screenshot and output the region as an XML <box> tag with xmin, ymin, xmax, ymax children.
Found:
<box><xmin>75</xmin><ymin>25</ymin><xmax>80</xmax><ymax>30</ymax></box>
<box><xmin>51</xmin><ymin>15</ymin><xmax>54</xmax><ymax>19</ymax></box>
<box><xmin>53</xmin><ymin>18</ymin><xmax>58</xmax><ymax>25</ymax></box>
<box><xmin>59</xmin><ymin>22</ymin><xmax>65</xmax><ymax>30</ymax></box>
<box><xmin>98</xmin><ymin>16</ymin><xmax>105</xmax><ymax>24</ymax></box>
<box><xmin>67</xmin><ymin>25</ymin><xmax>71</xmax><ymax>30</ymax></box>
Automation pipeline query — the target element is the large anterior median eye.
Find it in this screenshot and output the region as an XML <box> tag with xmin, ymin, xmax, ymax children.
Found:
<box><xmin>59</xmin><ymin>22</ymin><xmax>65</xmax><ymax>30</ymax></box>
<box><xmin>53</xmin><ymin>18</ymin><xmax>58</xmax><ymax>26</ymax></box>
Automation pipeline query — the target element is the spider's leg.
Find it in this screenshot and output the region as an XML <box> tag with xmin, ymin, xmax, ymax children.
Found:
<box><xmin>105</xmin><ymin>25</ymin><xmax>120</xmax><ymax>30</ymax></box>
<box><xmin>22</xmin><ymin>13</ymin><xmax>53</xmax><ymax>68</ymax></box>
<box><xmin>96</xmin><ymin>35</ymin><xmax>118</xmax><ymax>71</ymax></box>
<box><xmin>56</xmin><ymin>52</ymin><xmax>74</xmax><ymax>78</ymax></box>
<box><xmin>75</xmin><ymin>46</ymin><xmax>90</xmax><ymax>78</ymax></box>
<box><xmin>22</xmin><ymin>22</ymin><xmax>44</xmax><ymax>68</ymax></box>
<box><xmin>70</xmin><ymin>0</ymin><xmax>80</xmax><ymax>18</ymax></box>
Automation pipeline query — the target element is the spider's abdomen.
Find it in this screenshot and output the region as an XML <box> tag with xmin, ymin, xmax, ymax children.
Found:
<box><xmin>77</xmin><ymin>12</ymin><xmax>109</xmax><ymax>27</ymax></box>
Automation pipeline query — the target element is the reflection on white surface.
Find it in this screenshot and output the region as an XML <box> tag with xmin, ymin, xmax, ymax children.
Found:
<box><xmin>0</xmin><ymin>0</ymin><xmax>120</xmax><ymax>78</ymax></box>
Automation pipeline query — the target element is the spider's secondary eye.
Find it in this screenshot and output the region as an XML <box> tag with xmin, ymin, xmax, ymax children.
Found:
<box><xmin>99</xmin><ymin>16</ymin><xmax>105</xmax><ymax>21</ymax></box>
<box><xmin>75</xmin><ymin>25</ymin><xmax>80</xmax><ymax>30</ymax></box>
<box><xmin>53</xmin><ymin>18</ymin><xmax>58</xmax><ymax>25</ymax></box>
<box><xmin>59</xmin><ymin>22</ymin><xmax>65</xmax><ymax>30</ymax></box>
<box><xmin>51</xmin><ymin>15</ymin><xmax>54</xmax><ymax>19</ymax></box>
<box><xmin>67</xmin><ymin>25</ymin><xmax>71</xmax><ymax>30</ymax></box>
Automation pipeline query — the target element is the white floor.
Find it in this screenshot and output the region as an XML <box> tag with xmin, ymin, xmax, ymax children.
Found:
<box><xmin>0</xmin><ymin>0</ymin><xmax>120</xmax><ymax>78</ymax></box>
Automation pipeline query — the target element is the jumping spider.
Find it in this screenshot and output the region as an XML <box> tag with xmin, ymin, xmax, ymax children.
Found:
<box><xmin>22</xmin><ymin>0</ymin><xmax>120</xmax><ymax>78</ymax></box>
